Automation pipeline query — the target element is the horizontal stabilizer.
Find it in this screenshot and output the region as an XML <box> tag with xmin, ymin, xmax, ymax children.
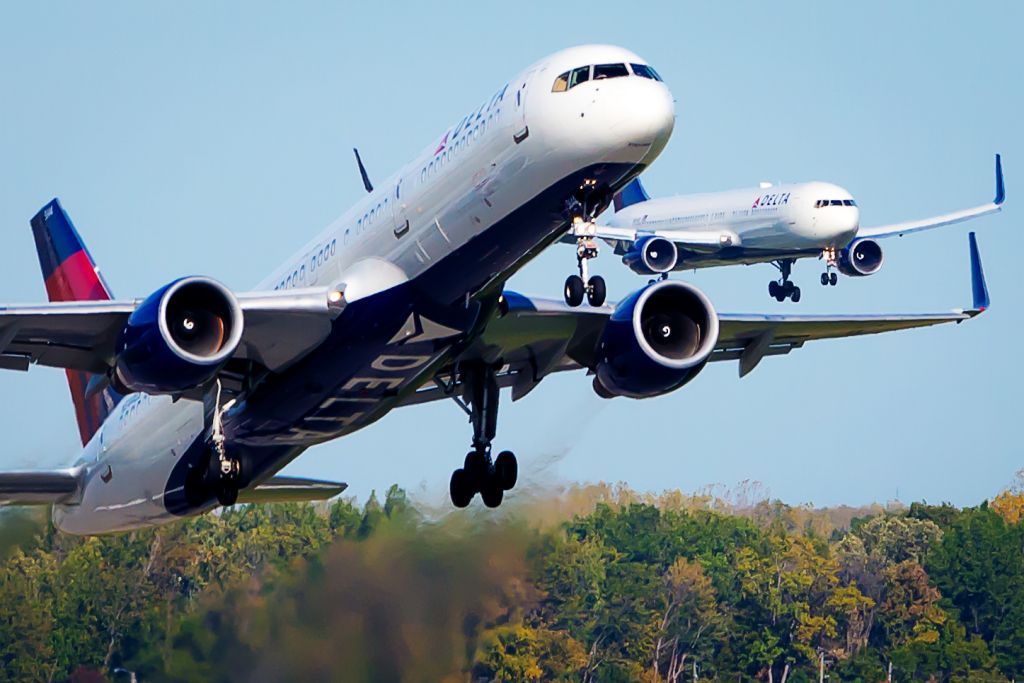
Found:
<box><xmin>0</xmin><ymin>467</ymin><xmax>82</xmax><ymax>506</ymax></box>
<box><xmin>236</xmin><ymin>476</ymin><xmax>347</xmax><ymax>504</ymax></box>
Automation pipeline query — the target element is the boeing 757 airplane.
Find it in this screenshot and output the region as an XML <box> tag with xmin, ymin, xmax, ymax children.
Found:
<box><xmin>560</xmin><ymin>156</ymin><xmax>1002</xmax><ymax>305</ymax></box>
<box><xmin>0</xmin><ymin>45</ymin><xmax>991</xmax><ymax>534</ymax></box>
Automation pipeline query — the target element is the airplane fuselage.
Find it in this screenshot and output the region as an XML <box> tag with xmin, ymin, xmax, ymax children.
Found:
<box><xmin>53</xmin><ymin>45</ymin><xmax>675</xmax><ymax>534</ymax></box>
<box><xmin>608</xmin><ymin>181</ymin><xmax>861</xmax><ymax>267</ymax></box>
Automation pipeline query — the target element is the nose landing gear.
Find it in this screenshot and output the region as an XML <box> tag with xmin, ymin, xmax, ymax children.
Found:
<box><xmin>562</xmin><ymin>192</ymin><xmax>607</xmax><ymax>308</ymax></box>
<box><xmin>820</xmin><ymin>247</ymin><xmax>839</xmax><ymax>287</ymax></box>
<box><xmin>448</xmin><ymin>362</ymin><xmax>518</xmax><ymax>508</ymax></box>
<box><xmin>768</xmin><ymin>259</ymin><xmax>801</xmax><ymax>302</ymax></box>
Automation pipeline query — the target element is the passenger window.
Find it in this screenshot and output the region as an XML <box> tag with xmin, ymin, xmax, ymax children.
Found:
<box><xmin>552</xmin><ymin>72</ymin><xmax>569</xmax><ymax>92</ymax></box>
<box><xmin>569</xmin><ymin>66</ymin><xmax>590</xmax><ymax>89</ymax></box>
<box><xmin>593</xmin><ymin>63</ymin><xmax>629</xmax><ymax>80</ymax></box>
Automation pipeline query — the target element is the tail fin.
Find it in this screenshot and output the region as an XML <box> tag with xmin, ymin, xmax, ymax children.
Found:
<box><xmin>613</xmin><ymin>178</ymin><xmax>650</xmax><ymax>212</ymax></box>
<box><xmin>30</xmin><ymin>199</ymin><xmax>120</xmax><ymax>445</ymax></box>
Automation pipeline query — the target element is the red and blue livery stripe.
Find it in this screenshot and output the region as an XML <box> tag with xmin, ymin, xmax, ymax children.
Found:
<box><xmin>30</xmin><ymin>199</ymin><xmax>120</xmax><ymax>445</ymax></box>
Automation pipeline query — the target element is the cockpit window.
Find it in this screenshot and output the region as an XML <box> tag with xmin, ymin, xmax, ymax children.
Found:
<box><xmin>815</xmin><ymin>199</ymin><xmax>858</xmax><ymax>208</ymax></box>
<box><xmin>630</xmin><ymin>63</ymin><xmax>663</xmax><ymax>81</ymax></box>
<box><xmin>569</xmin><ymin>65</ymin><xmax>590</xmax><ymax>89</ymax></box>
<box><xmin>593</xmin><ymin>63</ymin><xmax>629</xmax><ymax>80</ymax></box>
<box><xmin>553</xmin><ymin>62</ymin><xmax>661</xmax><ymax>93</ymax></box>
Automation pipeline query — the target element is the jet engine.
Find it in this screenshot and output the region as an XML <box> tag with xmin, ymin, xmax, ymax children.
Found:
<box><xmin>114</xmin><ymin>277</ymin><xmax>244</xmax><ymax>394</ymax></box>
<box><xmin>622</xmin><ymin>236</ymin><xmax>678</xmax><ymax>274</ymax></box>
<box><xmin>838</xmin><ymin>238</ymin><xmax>884</xmax><ymax>277</ymax></box>
<box><xmin>593</xmin><ymin>280</ymin><xmax>719</xmax><ymax>399</ymax></box>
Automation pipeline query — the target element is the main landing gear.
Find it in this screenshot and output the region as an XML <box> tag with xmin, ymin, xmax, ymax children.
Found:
<box><xmin>768</xmin><ymin>258</ymin><xmax>801</xmax><ymax>303</ymax></box>
<box><xmin>820</xmin><ymin>247</ymin><xmax>839</xmax><ymax>287</ymax></box>
<box><xmin>563</xmin><ymin>193</ymin><xmax>607</xmax><ymax>308</ymax></box>
<box><xmin>448</xmin><ymin>362</ymin><xmax>518</xmax><ymax>508</ymax></box>
<box><xmin>210</xmin><ymin>380</ymin><xmax>242</xmax><ymax>507</ymax></box>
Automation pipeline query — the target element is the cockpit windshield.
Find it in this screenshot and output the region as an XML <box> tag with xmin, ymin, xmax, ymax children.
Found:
<box><xmin>551</xmin><ymin>62</ymin><xmax>663</xmax><ymax>92</ymax></box>
<box><xmin>815</xmin><ymin>199</ymin><xmax>857</xmax><ymax>208</ymax></box>
<box><xmin>630</xmin><ymin>63</ymin><xmax>663</xmax><ymax>81</ymax></box>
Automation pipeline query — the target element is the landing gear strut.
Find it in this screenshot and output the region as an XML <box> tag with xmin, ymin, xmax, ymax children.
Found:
<box><xmin>768</xmin><ymin>259</ymin><xmax>801</xmax><ymax>303</ymax></box>
<box><xmin>820</xmin><ymin>247</ymin><xmax>839</xmax><ymax>287</ymax></box>
<box><xmin>210</xmin><ymin>380</ymin><xmax>241</xmax><ymax>507</ymax></box>
<box><xmin>448</xmin><ymin>362</ymin><xmax>518</xmax><ymax>508</ymax></box>
<box><xmin>563</xmin><ymin>191</ymin><xmax>607</xmax><ymax>308</ymax></box>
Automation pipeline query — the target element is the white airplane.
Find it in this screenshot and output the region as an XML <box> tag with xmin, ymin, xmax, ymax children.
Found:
<box><xmin>0</xmin><ymin>45</ymin><xmax>991</xmax><ymax>535</ymax></box>
<box><xmin>560</xmin><ymin>156</ymin><xmax>1003</xmax><ymax>304</ymax></box>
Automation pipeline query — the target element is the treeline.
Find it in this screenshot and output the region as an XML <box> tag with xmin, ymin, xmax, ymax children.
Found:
<box><xmin>1</xmin><ymin>482</ymin><xmax>1023</xmax><ymax>682</ymax></box>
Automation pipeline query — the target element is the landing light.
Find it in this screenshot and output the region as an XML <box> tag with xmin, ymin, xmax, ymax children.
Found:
<box><xmin>328</xmin><ymin>290</ymin><xmax>344</xmax><ymax>303</ymax></box>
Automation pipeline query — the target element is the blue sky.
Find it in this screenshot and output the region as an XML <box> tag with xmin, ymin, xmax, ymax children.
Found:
<box><xmin>0</xmin><ymin>2</ymin><xmax>1019</xmax><ymax>508</ymax></box>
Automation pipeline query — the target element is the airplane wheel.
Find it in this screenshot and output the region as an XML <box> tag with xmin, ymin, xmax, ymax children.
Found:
<box><xmin>821</xmin><ymin>272</ymin><xmax>829</xmax><ymax>286</ymax></box>
<box><xmin>464</xmin><ymin>451</ymin><xmax>487</xmax><ymax>491</ymax></box>
<box><xmin>217</xmin><ymin>483</ymin><xmax>238</xmax><ymax>507</ymax></box>
<box><xmin>495</xmin><ymin>450</ymin><xmax>518</xmax><ymax>490</ymax></box>
<box><xmin>791</xmin><ymin>287</ymin><xmax>801</xmax><ymax>303</ymax></box>
<box><xmin>480</xmin><ymin>479</ymin><xmax>504</xmax><ymax>508</ymax></box>
<box><xmin>587</xmin><ymin>276</ymin><xmax>607</xmax><ymax>307</ymax></box>
<box><xmin>450</xmin><ymin>468</ymin><xmax>473</xmax><ymax>508</ymax></box>
<box><xmin>830</xmin><ymin>272</ymin><xmax>838</xmax><ymax>286</ymax></box>
<box><xmin>564</xmin><ymin>275</ymin><xmax>585</xmax><ymax>307</ymax></box>
<box><xmin>768</xmin><ymin>281</ymin><xmax>780</xmax><ymax>298</ymax></box>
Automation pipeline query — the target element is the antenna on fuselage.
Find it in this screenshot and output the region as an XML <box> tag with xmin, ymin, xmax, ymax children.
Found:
<box><xmin>353</xmin><ymin>148</ymin><xmax>373</xmax><ymax>193</ymax></box>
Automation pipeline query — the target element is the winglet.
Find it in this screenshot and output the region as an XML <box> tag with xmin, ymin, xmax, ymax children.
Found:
<box><xmin>613</xmin><ymin>178</ymin><xmax>650</xmax><ymax>212</ymax></box>
<box><xmin>353</xmin><ymin>148</ymin><xmax>373</xmax><ymax>193</ymax></box>
<box><xmin>994</xmin><ymin>154</ymin><xmax>1005</xmax><ymax>205</ymax></box>
<box><xmin>968</xmin><ymin>231</ymin><xmax>989</xmax><ymax>314</ymax></box>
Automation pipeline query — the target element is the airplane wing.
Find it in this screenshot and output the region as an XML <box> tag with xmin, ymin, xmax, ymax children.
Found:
<box><xmin>405</xmin><ymin>232</ymin><xmax>988</xmax><ymax>405</ymax></box>
<box><xmin>857</xmin><ymin>154</ymin><xmax>1004</xmax><ymax>239</ymax></box>
<box><xmin>0</xmin><ymin>467</ymin><xmax>82</xmax><ymax>505</ymax></box>
<box><xmin>0</xmin><ymin>287</ymin><xmax>343</xmax><ymax>377</ymax></box>
<box><xmin>591</xmin><ymin>225</ymin><xmax>737</xmax><ymax>252</ymax></box>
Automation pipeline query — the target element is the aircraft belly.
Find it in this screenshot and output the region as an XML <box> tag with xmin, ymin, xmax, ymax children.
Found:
<box><xmin>229</xmin><ymin>162</ymin><xmax>638</xmax><ymax>448</ymax></box>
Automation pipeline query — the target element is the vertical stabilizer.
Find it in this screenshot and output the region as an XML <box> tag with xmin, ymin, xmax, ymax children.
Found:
<box><xmin>30</xmin><ymin>199</ymin><xmax>120</xmax><ymax>445</ymax></box>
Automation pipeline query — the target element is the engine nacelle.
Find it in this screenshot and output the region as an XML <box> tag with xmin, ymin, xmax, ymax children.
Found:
<box><xmin>838</xmin><ymin>238</ymin><xmax>884</xmax><ymax>277</ymax></box>
<box><xmin>622</xmin><ymin>236</ymin><xmax>678</xmax><ymax>274</ymax></box>
<box><xmin>593</xmin><ymin>280</ymin><xmax>719</xmax><ymax>399</ymax></box>
<box><xmin>115</xmin><ymin>277</ymin><xmax>244</xmax><ymax>394</ymax></box>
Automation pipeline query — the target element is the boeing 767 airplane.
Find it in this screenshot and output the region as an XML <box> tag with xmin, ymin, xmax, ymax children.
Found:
<box><xmin>0</xmin><ymin>45</ymin><xmax>991</xmax><ymax>534</ymax></box>
<box><xmin>560</xmin><ymin>155</ymin><xmax>1002</xmax><ymax>305</ymax></box>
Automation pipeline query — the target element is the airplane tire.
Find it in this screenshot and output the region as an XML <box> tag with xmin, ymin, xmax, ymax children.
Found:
<box><xmin>564</xmin><ymin>275</ymin><xmax>585</xmax><ymax>307</ymax></box>
<box><xmin>450</xmin><ymin>469</ymin><xmax>473</xmax><ymax>508</ymax></box>
<box><xmin>791</xmin><ymin>287</ymin><xmax>801</xmax><ymax>303</ymax></box>
<box><xmin>821</xmin><ymin>272</ymin><xmax>829</xmax><ymax>286</ymax></box>
<box><xmin>480</xmin><ymin>479</ymin><xmax>504</xmax><ymax>508</ymax></box>
<box><xmin>217</xmin><ymin>484</ymin><xmax>238</xmax><ymax>507</ymax></box>
<box><xmin>830</xmin><ymin>272</ymin><xmax>838</xmax><ymax>286</ymax></box>
<box><xmin>768</xmin><ymin>281</ymin><xmax>779</xmax><ymax>298</ymax></box>
<box><xmin>495</xmin><ymin>450</ymin><xmax>518</xmax><ymax>490</ymax></box>
<box><xmin>464</xmin><ymin>451</ymin><xmax>487</xmax><ymax>491</ymax></box>
<box><xmin>587</xmin><ymin>276</ymin><xmax>607</xmax><ymax>307</ymax></box>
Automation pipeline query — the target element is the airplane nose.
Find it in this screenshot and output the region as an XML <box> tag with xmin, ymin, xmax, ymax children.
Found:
<box><xmin>606</xmin><ymin>80</ymin><xmax>675</xmax><ymax>156</ymax></box>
